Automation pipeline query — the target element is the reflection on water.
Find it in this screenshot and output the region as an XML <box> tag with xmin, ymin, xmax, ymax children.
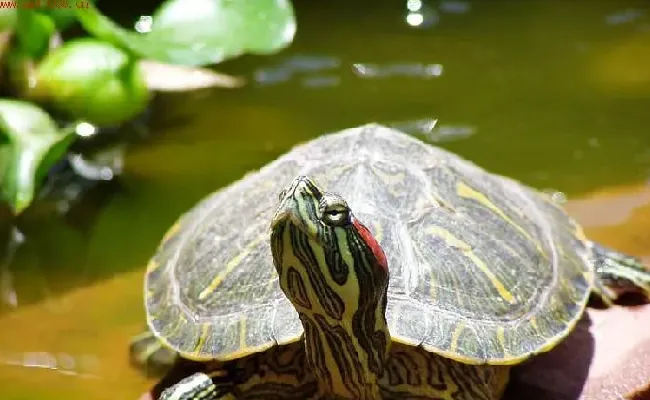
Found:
<box><xmin>604</xmin><ymin>8</ymin><xmax>645</xmax><ymax>26</ymax></box>
<box><xmin>405</xmin><ymin>0</ymin><xmax>440</xmax><ymax>28</ymax></box>
<box><xmin>0</xmin><ymin>227</ymin><xmax>22</xmax><ymax>309</ymax></box>
<box><xmin>0</xmin><ymin>270</ymin><xmax>151</xmax><ymax>399</ymax></box>
<box><xmin>387</xmin><ymin>118</ymin><xmax>478</xmax><ymax>143</ymax></box>
<box><xmin>352</xmin><ymin>62</ymin><xmax>444</xmax><ymax>79</ymax></box>
<box><xmin>2</xmin><ymin>351</ymin><xmax>99</xmax><ymax>379</ymax></box>
<box><xmin>254</xmin><ymin>55</ymin><xmax>341</xmax><ymax>86</ymax></box>
<box><xmin>1</xmin><ymin>0</ymin><xmax>650</xmax><ymax>399</ymax></box>
<box><xmin>404</xmin><ymin>0</ymin><xmax>475</xmax><ymax>28</ymax></box>
<box><xmin>255</xmin><ymin>56</ymin><xmax>446</xmax><ymax>88</ymax></box>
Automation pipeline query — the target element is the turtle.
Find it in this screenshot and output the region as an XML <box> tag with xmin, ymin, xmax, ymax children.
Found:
<box><xmin>131</xmin><ymin>123</ymin><xmax>650</xmax><ymax>400</ymax></box>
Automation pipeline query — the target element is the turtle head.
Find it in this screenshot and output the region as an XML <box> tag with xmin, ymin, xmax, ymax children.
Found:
<box><xmin>270</xmin><ymin>175</ymin><xmax>389</xmax><ymax>306</ymax></box>
<box><xmin>270</xmin><ymin>175</ymin><xmax>390</xmax><ymax>398</ymax></box>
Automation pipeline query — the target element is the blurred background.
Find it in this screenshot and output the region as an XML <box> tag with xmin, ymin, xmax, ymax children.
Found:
<box><xmin>0</xmin><ymin>0</ymin><xmax>649</xmax><ymax>399</ymax></box>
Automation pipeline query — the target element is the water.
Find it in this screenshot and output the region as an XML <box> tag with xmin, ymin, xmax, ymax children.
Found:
<box><xmin>1</xmin><ymin>0</ymin><xmax>650</xmax><ymax>399</ymax></box>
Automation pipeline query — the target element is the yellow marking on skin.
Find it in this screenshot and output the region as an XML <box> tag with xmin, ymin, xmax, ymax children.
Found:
<box><xmin>298</xmin><ymin>200</ymin><xmax>321</xmax><ymax>237</ymax></box>
<box><xmin>496</xmin><ymin>326</ymin><xmax>508</xmax><ymax>356</ymax></box>
<box><xmin>313</xmin><ymin>232</ymin><xmax>361</xmax><ymax>323</ymax></box>
<box><xmin>449</xmin><ymin>323</ymin><xmax>465</xmax><ymax>353</ymax></box>
<box><xmin>198</xmin><ymin>235</ymin><xmax>264</xmax><ymax>300</ymax></box>
<box><xmin>530</xmin><ymin>317</ymin><xmax>539</xmax><ymax>332</ymax></box>
<box><xmin>456</xmin><ymin>182</ymin><xmax>546</xmax><ymax>258</ymax></box>
<box><xmin>335</xmin><ymin>226</ymin><xmax>355</xmax><ymax>270</ymax></box>
<box><xmin>279</xmin><ymin>227</ymin><xmax>318</xmax><ymax>316</ymax></box>
<box><xmin>193</xmin><ymin>324</ymin><xmax>210</xmax><ymax>354</ymax></box>
<box><xmin>426</xmin><ymin>226</ymin><xmax>515</xmax><ymax>304</ymax></box>
<box><xmin>289</xmin><ymin>226</ymin><xmax>385</xmax><ymax>398</ymax></box>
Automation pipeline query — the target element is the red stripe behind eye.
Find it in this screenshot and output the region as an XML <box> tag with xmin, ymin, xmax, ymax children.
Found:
<box><xmin>352</xmin><ymin>218</ymin><xmax>388</xmax><ymax>273</ymax></box>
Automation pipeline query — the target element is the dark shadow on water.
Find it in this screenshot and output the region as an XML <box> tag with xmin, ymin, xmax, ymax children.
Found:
<box><xmin>0</xmin><ymin>178</ymin><xmax>123</xmax><ymax>314</ymax></box>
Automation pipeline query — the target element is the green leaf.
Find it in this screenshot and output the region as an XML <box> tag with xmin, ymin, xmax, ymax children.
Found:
<box><xmin>75</xmin><ymin>0</ymin><xmax>296</xmax><ymax>67</ymax></box>
<box><xmin>0</xmin><ymin>8</ymin><xmax>16</xmax><ymax>31</ymax></box>
<box><xmin>33</xmin><ymin>38</ymin><xmax>150</xmax><ymax>125</ymax></box>
<box><xmin>0</xmin><ymin>99</ymin><xmax>77</xmax><ymax>214</ymax></box>
<box><xmin>15</xmin><ymin>9</ymin><xmax>56</xmax><ymax>59</ymax></box>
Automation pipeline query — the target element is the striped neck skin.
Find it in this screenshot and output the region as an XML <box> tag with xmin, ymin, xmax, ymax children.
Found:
<box><xmin>270</xmin><ymin>176</ymin><xmax>391</xmax><ymax>400</ymax></box>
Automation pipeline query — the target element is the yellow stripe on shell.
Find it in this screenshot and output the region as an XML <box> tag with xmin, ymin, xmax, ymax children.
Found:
<box><xmin>193</xmin><ymin>323</ymin><xmax>211</xmax><ymax>354</ymax></box>
<box><xmin>146</xmin><ymin>259</ymin><xmax>161</xmax><ymax>273</ymax></box>
<box><xmin>425</xmin><ymin>226</ymin><xmax>515</xmax><ymax>304</ymax></box>
<box><xmin>456</xmin><ymin>182</ymin><xmax>547</xmax><ymax>259</ymax></box>
<box><xmin>198</xmin><ymin>235</ymin><xmax>265</xmax><ymax>300</ymax></box>
<box><xmin>161</xmin><ymin>221</ymin><xmax>182</xmax><ymax>244</ymax></box>
<box><xmin>239</xmin><ymin>314</ymin><xmax>247</xmax><ymax>351</ymax></box>
<box><xmin>449</xmin><ymin>323</ymin><xmax>465</xmax><ymax>353</ymax></box>
<box><xmin>496</xmin><ymin>326</ymin><xmax>509</xmax><ymax>357</ymax></box>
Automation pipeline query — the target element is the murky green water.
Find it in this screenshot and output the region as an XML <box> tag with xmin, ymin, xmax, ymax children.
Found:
<box><xmin>1</xmin><ymin>1</ymin><xmax>650</xmax><ymax>399</ymax></box>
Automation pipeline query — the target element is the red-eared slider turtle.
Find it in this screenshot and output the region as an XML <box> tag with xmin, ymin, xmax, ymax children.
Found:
<box><xmin>132</xmin><ymin>124</ymin><xmax>650</xmax><ymax>400</ymax></box>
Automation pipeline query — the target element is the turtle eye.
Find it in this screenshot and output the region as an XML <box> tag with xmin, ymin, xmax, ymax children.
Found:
<box><xmin>320</xmin><ymin>194</ymin><xmax>351</xmax><ymax>227</ymax></box>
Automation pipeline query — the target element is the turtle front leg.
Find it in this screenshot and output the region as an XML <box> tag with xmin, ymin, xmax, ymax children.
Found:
<box><xmin>590</xmin><ymin>241</ymin><xmax>650</xmax><ymax>303</ymax></box>
<box><xmin>159</xmin><ymin>372</ymin><xmax>231</xmax><ymax>400</ymax></box>
<box><xmin>129</xmin><ymin>330</ymin><xmax>179</xmax><ymax>377</ymax></box>
<box><xmin>158</xmin><ymin>367</ymin><xmax>321</xmax><ymax>400</ymax></box>
<box><xmin>154</xmin><ymin>343</ymin><xmax>322</xmax><ymax>400</ymax></box>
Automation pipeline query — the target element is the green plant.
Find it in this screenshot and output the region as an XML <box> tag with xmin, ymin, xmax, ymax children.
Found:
<box><xmin>0</xmin><ymin>0</ymin><xmax>296</xmax><ymax>214</ymax></box>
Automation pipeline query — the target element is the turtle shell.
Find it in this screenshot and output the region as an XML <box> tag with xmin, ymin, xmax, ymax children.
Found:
<box><xmin>144</xmin><ymin>123</ymin><xmax>595</xmax><ymax>365</ymax></box>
